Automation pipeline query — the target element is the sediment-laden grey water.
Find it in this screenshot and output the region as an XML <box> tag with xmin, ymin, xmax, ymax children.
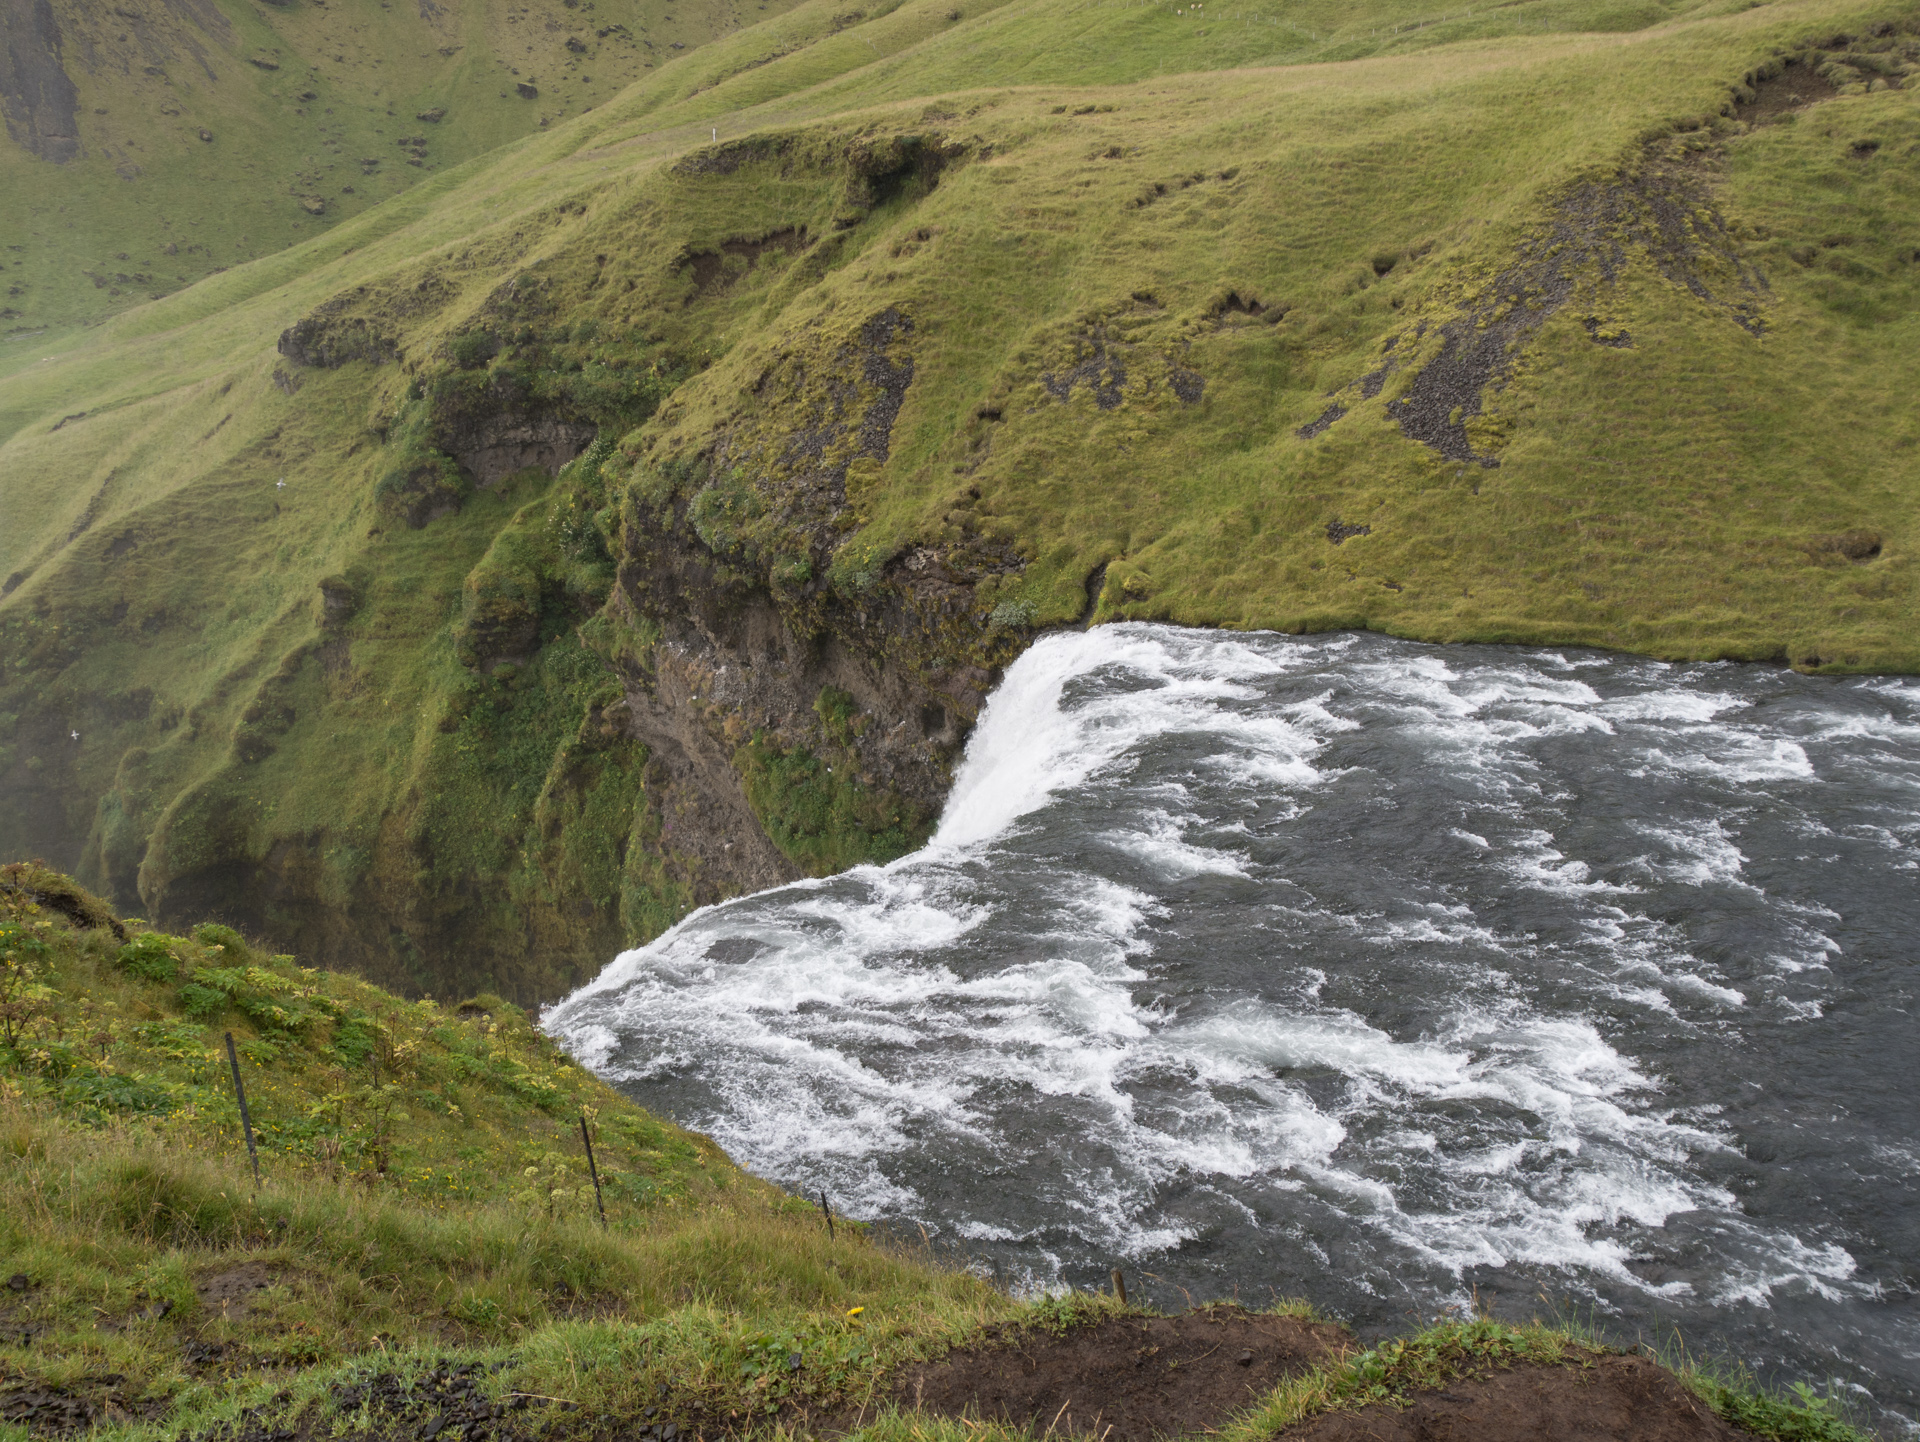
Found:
<box><xmin>546</xmin><ymin>625</ymin><xmax>1920</xmax><ymax>1428</ymax></box>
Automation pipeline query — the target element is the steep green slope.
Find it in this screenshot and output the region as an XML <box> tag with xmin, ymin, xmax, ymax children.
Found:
<box><xmin>0</xmin><ymin>0</ymin><xmax>806</xmax><ymax>333</ymax></box>
<box><xmin>0</xmin><ymin>0</ymin><xmax>1915</xmax><ymax>1001</ymax></box>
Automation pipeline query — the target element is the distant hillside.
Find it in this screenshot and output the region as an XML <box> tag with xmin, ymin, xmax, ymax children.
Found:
<box><xmin>0</xmin><ymin>0</ymin><xmax>1915</xmax><ymax>1001</ymax></box>
<box><xmin>0</xmin><ymin>0</ymin><xmax>802</xmax><ymax>332</ymax></box>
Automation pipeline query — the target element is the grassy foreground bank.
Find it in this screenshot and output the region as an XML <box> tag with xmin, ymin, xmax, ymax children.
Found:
<box><xmin>0</xmin><ymin>863</ymin><xmax>1879</xmax><ymax>1441</ymax></box>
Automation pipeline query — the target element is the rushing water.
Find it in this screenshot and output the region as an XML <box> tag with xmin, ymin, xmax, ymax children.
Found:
<box><xmin>546</xmin><ymin>625</ymin><xmax>1920</xmax><ymax>1427</ymax></box>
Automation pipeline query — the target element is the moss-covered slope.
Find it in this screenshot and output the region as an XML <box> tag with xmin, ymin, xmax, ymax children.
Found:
<box><xmin>1</xmin><ymin>0</ymin><xmax>1916</xmax><ymax>999</ymax></box>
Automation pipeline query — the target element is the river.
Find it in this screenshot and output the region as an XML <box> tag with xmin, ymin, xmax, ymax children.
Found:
<box><xmin>545</xmin><ymin>624</ymin><xmax>1920</xmax><ymax>1427</ymax></box>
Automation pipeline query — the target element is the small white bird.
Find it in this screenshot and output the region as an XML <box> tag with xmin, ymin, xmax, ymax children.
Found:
<box><xmin>276</xmin><ymin>478</ymin><xmax>287</xmax><ymax>490</ymax></box>
<box><xmin>69</xmin><ymin>729</ymin><xmax>80</xmax><ymax>742</ymax></box>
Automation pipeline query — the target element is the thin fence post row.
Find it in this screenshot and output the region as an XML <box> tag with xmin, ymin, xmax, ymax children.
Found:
<box><xmin>579</xmin><ymin>1115</ymin><xmax>608</xmax><ymax>1231</ymax></box>
<box><xmin>224</xmin><ymin>1031</ymin><xmax>261</xmax><ymax>1187</ymax></box>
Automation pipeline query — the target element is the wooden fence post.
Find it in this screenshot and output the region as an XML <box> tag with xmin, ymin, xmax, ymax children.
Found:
<box><xmin>224</xmin><ymin>1032</ymin><xmax>261</xmax><ymax>1187</ymax></box>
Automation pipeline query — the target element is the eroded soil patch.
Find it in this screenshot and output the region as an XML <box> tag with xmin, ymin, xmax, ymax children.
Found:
<box><xmin>1736</xmin><ymin>59</ymin><xmax>1843</xmax><ymax>122</ymax></box>
<box><xmin>1276</xmin><ymin>1353</ymin><xmax>1747</xmax><ymax>1441</ymax></box>
<box><xmin>0</xmin><ymin>1386</ymin><xmax>103</xmax><ymax>1438</ymax></box>
<box><xmin>0</xmin><ymin>1378</ymin><xmax>157</xmax><ymax>1438</ymax></box>
<box><xmin>683</xmin><ymin>227</ymin><xmax>814</xmax><ymax>295</ymax></box>
<box><xmin>195</xmin><ymin>1262</ymin><xmax>280</xmax><ymax>1322</ymax></box>
<box><xmin>893</xmin><ymin>1307</ymin><xmax>1347</xmax><ymax>1442</ymax></box>
<box><xmin>1312</xmin><ymin>144</ymin><xmax>1767</xmax><ymax>465</ymax></box>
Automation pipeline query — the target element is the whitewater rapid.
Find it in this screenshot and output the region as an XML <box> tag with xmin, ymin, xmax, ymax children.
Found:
<box><xmin>545</xmin><ymin>625</ymin><xmax>1920</xmax><ymax>1424</ymax></box>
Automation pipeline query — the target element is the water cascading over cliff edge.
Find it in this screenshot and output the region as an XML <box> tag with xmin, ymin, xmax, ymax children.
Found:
<box><xmin>548</xmin><ymin>623</ymin><xmax>1920</xmax><ymax>1429</ymax></box>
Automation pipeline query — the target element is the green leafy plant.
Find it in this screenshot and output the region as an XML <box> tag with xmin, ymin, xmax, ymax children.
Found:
<box><xmin>116</xmin><ymin>932</ymin><xmax>183</xmax><ymax>983</ymax></box>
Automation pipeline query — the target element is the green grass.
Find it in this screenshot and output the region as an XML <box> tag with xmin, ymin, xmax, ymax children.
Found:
<box><xmin>2</xmin><ymin>0</ymin><xmax>1918</xmax><ymax>994</ymax></box>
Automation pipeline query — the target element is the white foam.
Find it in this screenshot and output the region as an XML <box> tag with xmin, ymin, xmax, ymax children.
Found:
<box><xmin>1629</xmin><ymin>817</ymin><xmax>1754</xmax><ymax>889</ymax></box>
<box><xmin>1710</xmin><ymin>1235</ymin><xmax>1859</xmax><ymax>1307</ymax></box>
<box><xmin>1637</xmin><ymin>736</ymin><xmax>1817</xmax><ymax>783</ymax></box>
<box><xmin>1105</xmin><ymin>810</ymin><xmax>1251</xmax><ymax>879</ymax></box>
<box><xmin>1505</xmin><ymin>830</ymin><xmax>1632</xmax><ymax>897</ymax></box>
<box><xmin>1599</xmin><ymin>690</ymin><xmax>1747</xmax><ymax>723</ymax></box>
<box><xmin>934</xmin><ymin>627</ymin><xmax>1290</xmax><ymax>851</ymax></box>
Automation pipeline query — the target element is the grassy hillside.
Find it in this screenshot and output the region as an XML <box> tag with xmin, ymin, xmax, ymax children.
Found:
<box><xmin>0</xmin><ymin>866</ymin><xmax>1874</xmax><ymax>1442</ymax></box>
<box><xmin>0</xmin><ymin>0</ymin><xmax>809</xmax><ymax>333</ymax></box>
<box><xmin>0</xmin><ymin>862</ymin><xmax>1016</xmax><ymax>1431</ymax></box>
<box><xmin>0</xmin><ymin>0</ymin><xmax>1916</xmax><ymax>999</ymax></box>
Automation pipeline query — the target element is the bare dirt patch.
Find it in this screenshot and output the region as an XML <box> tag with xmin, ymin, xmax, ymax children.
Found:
<box><xmin>1043</xmin><ymin>332</ymin><xmax>1128</xmax><ymax>410</ymax></box>
<box><xmin>195</xmin><ymin>1261</ymin><xmax>279</xmax><ymax>1321</ymax></box>
<box><xmin>683</xmin><ymin>227</ymin><xmax>814</xmax><ymax>295</ymax></box>
<box><xmin>0</xmin><ymin>1375</ymin><xmax>157</xmax><ymax>1438</ymax></box>
<box><xmin>1275</xmin><ymin>1353</ymin><xmax>1747</xmax><ymax>1442</ymax></box>
<box><xmin>891</xmin><ymin>1306</ymin><xmax>1348</xmax><ymax>1441</ymax></box>
<box><xmin>0</xmin><ymin>864</ymin><xmax>124</xmax><ymax>939</ymax></box>
<box><xmin>1736</xmin><ymin>60</ymin><xmax>1842</xmax><ymax>123</ymax></box>
<box><xmin>1805</xmin><ymin>528</ymin><xmax>1882</xmax><ymax>561</ymax></box>
<box><xmin>0</xmin><ymin>1385</ymin><xmax>104</xmax><ymax>1437</ymax></box>
<box><xmin>1296</xmin><ymin>402</ymin><xmax>1345</xmax><ymax>439</ymax></box>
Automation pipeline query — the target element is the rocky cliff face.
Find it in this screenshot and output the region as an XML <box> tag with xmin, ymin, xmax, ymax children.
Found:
<box><xmin>603</xmin><ymin>295</ymin><xmax>1022</xmax><ymax>889</ymax></box>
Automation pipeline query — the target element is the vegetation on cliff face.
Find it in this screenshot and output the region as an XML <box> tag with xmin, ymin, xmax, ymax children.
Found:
<box><xmin>0</xmin><ymin>870</ymin><xmax>1875</xmax><ymax>1442</ymax></box>
<box><xmin>2</xmin><ymin>0</ymin><xmax>1918</xmax><ymax>999</ymax></box>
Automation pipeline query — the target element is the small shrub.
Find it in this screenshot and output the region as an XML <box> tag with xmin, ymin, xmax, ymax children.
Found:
<box><xmin>333</xmin><ymin>1014</ymin><xmax>378</xmax><ymax>1067</ymax></box>
<box><xmin>117</xmin><ymin>932</ymin><xmax>183</xmax><ymax>982</ymax></box>
<box><xmin>191</xmin><ymin>923</ymin><xmax>254</xmax><ymax>960</ymax></box>
<box><xmin>176</xmin><ymin>982</ymin><xmax>230</xmax><ymax>1020</ymax></box>
<box><xmin>988</xmin><ymin>597</ymin><xmax>1037</xmax><ymax>629</ymax></box>
<box><xmin>1692</xmin><ymin>1374</ymin><xmax>1875</xmax><ymax>1442</ymax></box>
<box><xmin>1</xmin><ymin>921</ymin><xmax>52</xmax><ymax>969</ymax></box>
<box><xmin>195</xmin><ymin>966</ymin><xmax>250</xmax><ymax>996</ymax></box>
<box><xmin>60</xmin><ymin>1069</ymin><xmax>177</xmax><ymax>1121</ymax></box>
<box><xmin>815</xmin><ymin>686</ymin><xmax>860</xmax><ymax>747</ymax></box>
<box><xmin>447</xmin><ymin>330</ymin><xmax>500</xmax><ymax>369</ymax></box>
<box><xmin>688</xmin><ymin>472</ymin><xmax>763</xmax><ymax>556</ymax></box>
<box><xmin>552</xmin><ymin>489</ymin><xmax>612</xmax><ymax>563</ymax></box>
<box><xmin>132</xmin><ymin>1020</ymin><xmax>208</xmax><ymax>1059</ymax></box>
<box><xmin>827</xmin><ymin>536</ymin><xmax>897</xmax><ymax>597</ymax></box>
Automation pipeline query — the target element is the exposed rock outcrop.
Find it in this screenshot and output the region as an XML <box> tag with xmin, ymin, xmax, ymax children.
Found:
<box><xmin>447</xmin><ymin>412</ymin><xmax>597</xmax><ymax>488</ymax></box>
<box><xmin>0</xmin><ymin>0</ymin><xmax>81</xmax><ymax>163</ymax></box>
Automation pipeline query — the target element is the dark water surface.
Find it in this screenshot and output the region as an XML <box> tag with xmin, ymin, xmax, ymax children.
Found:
<box><xmin>547</xmin><ymin>626</ymin><xmax>1920</xmax><ymax>1428</ymax></box>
